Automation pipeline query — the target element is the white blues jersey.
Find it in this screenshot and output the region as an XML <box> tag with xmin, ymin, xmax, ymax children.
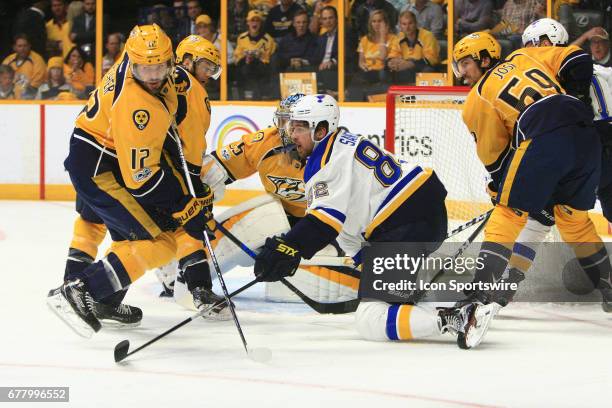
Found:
<box><xmin>591</xmin><ymin>65</ymin><xmax>612</xmax><ymax>122</ymax></box>
<box><xmin>303</xmin><ymin>129</ymin><xmax>434</xmax><ymax>256</ymax></box>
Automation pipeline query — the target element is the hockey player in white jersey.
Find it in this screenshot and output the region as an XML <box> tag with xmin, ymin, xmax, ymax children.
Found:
<box><xmin>253</xmin><ymin>94</ymin><xmax>498</xmax><ymax>349</ymax></box>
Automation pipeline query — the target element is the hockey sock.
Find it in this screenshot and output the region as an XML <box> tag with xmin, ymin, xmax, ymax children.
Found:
<box><xmin>64</xmin><ymin>216</ymin><xmax>107</xmax><ymax>280</ymax></box>
<box><xmin>179</xmin><ymin>250</ymin><xmax>212</xmax><ymax>291</ymax></box>
<box><xmin>79</xmin><ymin>233</ymin><xmax>177</xmax><ymax>301</ymax></box>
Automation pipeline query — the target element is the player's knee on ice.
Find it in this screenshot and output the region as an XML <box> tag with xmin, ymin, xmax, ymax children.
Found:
<box><xmin>355</xmin><ymin>301</ymin><xmax>440</xmax><ymax>341</ymax></box>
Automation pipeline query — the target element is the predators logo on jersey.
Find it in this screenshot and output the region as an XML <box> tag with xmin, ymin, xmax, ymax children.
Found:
<box><xmin>267</xmin><ymin>175</ymin><xmax>305</xmax><ymax>201</ymax></box>
<box><xmin>133</xmin><ymin>109</ymin><xmax>150</xmax><ymax>130</ymax></box>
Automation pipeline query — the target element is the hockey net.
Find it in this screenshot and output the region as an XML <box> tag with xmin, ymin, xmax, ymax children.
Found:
<box><xmin>385</xmin><ymin>86</ymin><xmax>492</xmax><ymax>232</ymax></box>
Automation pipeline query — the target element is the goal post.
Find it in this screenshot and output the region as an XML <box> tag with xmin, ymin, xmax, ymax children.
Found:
<box><xmin>385</xmin><ymin>86</ymin><xmax>492</xmax><ymax>225</ymax></box>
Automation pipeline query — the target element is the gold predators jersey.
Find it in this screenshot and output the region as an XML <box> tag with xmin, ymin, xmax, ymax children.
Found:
<box><xmin>211</xmin><ymin>127</ymin><xmax>306</xmax><ymax>217</ymax></box>
<box><xmin>173</xmin><ymin>66</ymin><xmax>211</xmax><ymax>172</ymax></box>
<box><xmin>75</xmin><ymin>54</ymin><xmax>178</xmax><ymax>191</ymax></box>
<box><xmin>462</xmin><ymin>45</ymin><xmax>591</xmax><ymax>184</ymax></box>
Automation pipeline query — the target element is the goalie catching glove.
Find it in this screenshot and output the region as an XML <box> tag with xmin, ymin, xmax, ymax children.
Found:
<box><xmin>254</xmin><ymin>236</ymin><xmax>301</xmax><ymax>282</ymax></box>
<box><xmin>173</xmin><ymin>183</ymin><xmax>214</xmax><ymax>240</ymax></box>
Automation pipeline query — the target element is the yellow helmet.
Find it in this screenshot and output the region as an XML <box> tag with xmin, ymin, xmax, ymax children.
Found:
<box><xmin>453</xmin><ymin>32</ymin><xmax>501</xmax><ymax>64</ymax></box>
<box><xmin>125</xmin><ymin>23</ymin><xmax>173</xmax><ymax>65</ymax></box>
<box><xmin>175</xmin><ymin>35</ymin><xmax>221</xmax><ymax>79</ymax></box>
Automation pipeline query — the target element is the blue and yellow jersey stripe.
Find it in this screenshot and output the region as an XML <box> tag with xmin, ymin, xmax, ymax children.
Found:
<box><xmin>386</xmin><ymin>304</ymin><xmax>414</xmax><ymax>340</ymax></box>
<box><xmin>364</xmin><ymin>166</ymin><xmax>432</xmax><ymax>239</ymax></box>
<box><xmin>304</xmin><ymin>131</ymin><xmax>338</xmax><ymax>183</ymax></box>
<box><xmin>307</xmin><ymin>206</ymin><xmax>346</xmax><ymax>233</ymax></box>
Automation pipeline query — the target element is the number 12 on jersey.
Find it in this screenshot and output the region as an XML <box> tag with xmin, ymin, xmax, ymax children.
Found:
<box><xmin>130</xmin><ymin>148</ymin><xmax>150</xmax><ymax>170</ymax></box>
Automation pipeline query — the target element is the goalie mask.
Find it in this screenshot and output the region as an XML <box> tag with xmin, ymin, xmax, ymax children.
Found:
<box><xmin>274</xmin><ymin>92</ymin><xmax>306</xmax><ymax>148</ymax></box>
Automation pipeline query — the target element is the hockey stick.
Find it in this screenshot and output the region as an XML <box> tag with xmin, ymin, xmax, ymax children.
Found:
<box><xmin>114</xmin><ymin>279</ymin><xmax>258</xmax><ymax>363</ymax></box>
<box><xmin>170</xmin><ymin>124</ymin><xmax>270</xmax><ymax>361</ymax></box>
<box><xmin>215</xmin><ymin>222</ymin><xmax>360</xmax><ymax>314</ymax></box>
<box><xmin>445</xmin><ymin>209</ymin><xmax>493</xmax><ymax>240</ymax></box>
<box><xmin>408</xmin><ymin>210</ymin><xmax>492</xmax><ymax>304</ymax></box>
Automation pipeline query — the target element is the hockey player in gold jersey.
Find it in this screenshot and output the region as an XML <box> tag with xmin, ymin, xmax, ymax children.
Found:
<box><xmin>453</xmin><ymin>32</ymin><xmax>612</xmax><ymax>310</ymax></box>
<box><xmin>205</xmin><ymin>94</ymin><xmax>307</xmax><ymax>221</ymax></box>
<box><xmin>47</xmin><ymin>25</ymin><xmax>221</xmax><ymax>337</ymax></box>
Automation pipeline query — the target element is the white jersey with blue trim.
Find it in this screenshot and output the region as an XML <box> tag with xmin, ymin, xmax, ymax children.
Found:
<box><xmin>591</xmin><ymin>65</ymin><xmax>612</xmax><ymax>122</ymax></box>
<box><xmin>303</xmin><ymin>129</ymin><xmax>432</xmax><ymax>256</ymax></box>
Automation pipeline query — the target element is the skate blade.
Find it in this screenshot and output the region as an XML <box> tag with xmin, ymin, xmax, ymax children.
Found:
<box><xmin>99</xmin><ymin>319</ymin><xmax>142</xmax><ymax>329</ymax></box>
<box><xmin>46</xmin><ymin>293</ymin><xmax>95</xmax><ymax>339</ymax></box>
<box><xmin>200</xmin><ymin>307</ymin><xmax>232</xmax><ymax>321</ymax></box>
<box><xmin>460</xmin><ymin>303</ymin><xmax>500</xmax><ymax>349</ymax></box>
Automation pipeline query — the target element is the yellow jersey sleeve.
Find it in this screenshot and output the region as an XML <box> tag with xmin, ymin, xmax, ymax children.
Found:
<box><xmin>463</xmin><ymin>88</ymin><xmax>512</xmax><ymax>186</ymax></box>
<box><xmin>175</xmin><ymin>67</ymin><xmax>210</xmax><ymax>171</ymax></box>
<box><xmin>213</xmin><ymin>127</ymin><xmax>282</xmax><ymax>181</ymax></box>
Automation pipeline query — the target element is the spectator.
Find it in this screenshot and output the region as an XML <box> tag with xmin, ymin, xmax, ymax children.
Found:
<box><xmin>195</xmin><ymin>14</ymin><xmax>235</xmax><ymax>63</ymax></box>
<box><xmin>352</xmin><ymin>0</ymin><xmax>399</xmax><ymax>38</ymax></box>
<box><xmin>264</xmin><ymin>0</ymin><xmax>304</xmax><ymax>39</ymax></box>
<box><xmin>249</xmin><ymin>0</ymin><xmax>278</xmax><ymax>16</ymax></box>
<box><xmin>454</xmin><ymin>0</ymin><xmax>495</xmax><ymax>38</ymax></box>
<box><xmin>36</xmin><ymin>56</ymin><xmax>72</xmax><ymax>99</ymax></box>
<box><xmin>101</xmin><ymin>33</ymin><xmax>124</xmax><ymax>77</ymax></box>
<box><xmin>148</xmin><ymin>4</ymin><xmax>179</xmax><ymax>44</ymax></box>
<box><xmin>491</xmin><ymin>0</ymin><xmax>540</xmax><ymax>50</ymax></box>
<box><xmin>184</xmin><ymin>0</ymin><xmax>203</xmax><ymax>36</ymax></box>
<box><xmin>401</xmin><ymin>0</ymin><xmax>445</xmax><ymax>40</ymax></box>
<box><xmin>0</xmin><ymin>65</ymin><xmax>17</xmax><ymax>100</ymax></box>
<box><xmin>12</xmin><ymin>1</ymin><xmax>48</xmax><ymax>59</ymax></box>
<box><xmin>70</xmin><ymin>0</ymin><xmax>96</xmax><ymax>58</ymax></box>
<box><xmin>2</xmin><ymin>34</ymin><xmax>46</xmax><ymax>99</ymax></box>
<box><xmin>173</xmin><ymin>0</ymin><xmax>186</xmax><ymax>20</ymax></box>
<box><xmin>388</xmin><ymin>10</ymin><xmax>439</xmax><ymax>84</ymax></box>
<box><xmin>46</xmin><ymin>0</ymin><xmax>74</xmax><ymax>59</ymax></box>
<box><xmin>311</xmin><ymin>6</ymin><xmax>339</xmax><ymax>93</ymax></box>
<box><xmin>66</xmin><ymin>1</ymin><xmax>84</xmax><ymax>26</ymax></box>
<box><xmin>63</xmin><ymin>45</ymin><xmax>94</xmax><ymax>98</ymax></box>
<box><xmin>233</xmin><ymin>10</ymin><xmax>277</xmax><ymax>99</ymax></box>
<box><xmin>353</xmin><ymin>8</ymin><xmax>401</xmax><ymax>98</ymax></box>
<box><xmin>277</xmin><ymin>10</ymin><xmax>317</xmax><ymax>72</ymax></box>
<box><xmin>573</xmin><ymin>27</ymin><xmax>611</xmax><ymax>68</ymax></box>
<box><xmin>229</xmin><ymin>0</ymin><xmax>249</xmax><ymax>43</ymax></box>
<box><xmin>309</xmin><ymin>0</ymin><xmax>337</xmax><ymax>35</ymax></box>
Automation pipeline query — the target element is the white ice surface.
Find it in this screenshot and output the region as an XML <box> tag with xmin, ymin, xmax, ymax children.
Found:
<box><xmin>1</xmin><ymin>200</ymin><xmax>611</xmax><ymax>408</ymax></box>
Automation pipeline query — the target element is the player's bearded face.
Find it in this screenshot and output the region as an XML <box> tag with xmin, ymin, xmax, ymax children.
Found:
<box><xmin>456</xmin><ymin>57</ymin><xmax>483</xmax><ymax>87</ymax></box>
<box><xmin>287</xmin><ymin>120</ymin><xmax>314</xmax><ymax>158</ymax></box>
<box><xmin>131</xmin><ymin>61</ymin><xmax>172</xmax><ymax>94</ymax></box>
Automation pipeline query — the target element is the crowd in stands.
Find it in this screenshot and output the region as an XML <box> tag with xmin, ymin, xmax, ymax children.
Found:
<box><xmin>0</xmin><ymin>0</ymin><xmax>610</xmax><ymax>101</ymax></box>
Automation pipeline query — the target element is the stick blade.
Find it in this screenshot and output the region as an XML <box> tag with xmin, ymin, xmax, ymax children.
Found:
<box><xmin>247</xmin><ymin>347</ymin><xmax>272</xmax><ymax>363</ymax></box>
<box><xmin>114</xmin><ymin>340</ymin><xmax>130</xmax><ymax>363</ymax></box>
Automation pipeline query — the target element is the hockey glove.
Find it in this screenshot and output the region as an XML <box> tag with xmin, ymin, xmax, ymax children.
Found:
<box><xmin>173</xmin><ymin>185</ymin><xmax>214</xmax><ymax>240</ymax></box>
<box><xmin>254</xmin><ymin>236</ymin><xmax>301</xmax><ymax>282</ymax></box>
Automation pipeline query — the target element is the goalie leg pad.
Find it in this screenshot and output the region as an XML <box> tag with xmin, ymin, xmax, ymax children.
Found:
<box><xmin>212</xmin><ymin>195</ymin><xmax>291</xmax><ymax>271</ymax></box>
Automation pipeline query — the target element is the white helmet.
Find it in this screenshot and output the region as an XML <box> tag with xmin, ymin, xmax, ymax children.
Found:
<box><xmin>288</xmin><ymin>94</ymin><xmax>340</xmax><ymax>142</ymax></box>
<box><xmin>522</xmin><ymin>18</ymin><xmax>569</xmax><ymax>47</ymax></box>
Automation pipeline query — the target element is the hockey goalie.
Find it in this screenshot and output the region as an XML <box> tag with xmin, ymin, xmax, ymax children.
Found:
<box><xmin>156</xmin><ymin>93</ymin><xmax>360</xmax><ymax>311</ymax></box>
